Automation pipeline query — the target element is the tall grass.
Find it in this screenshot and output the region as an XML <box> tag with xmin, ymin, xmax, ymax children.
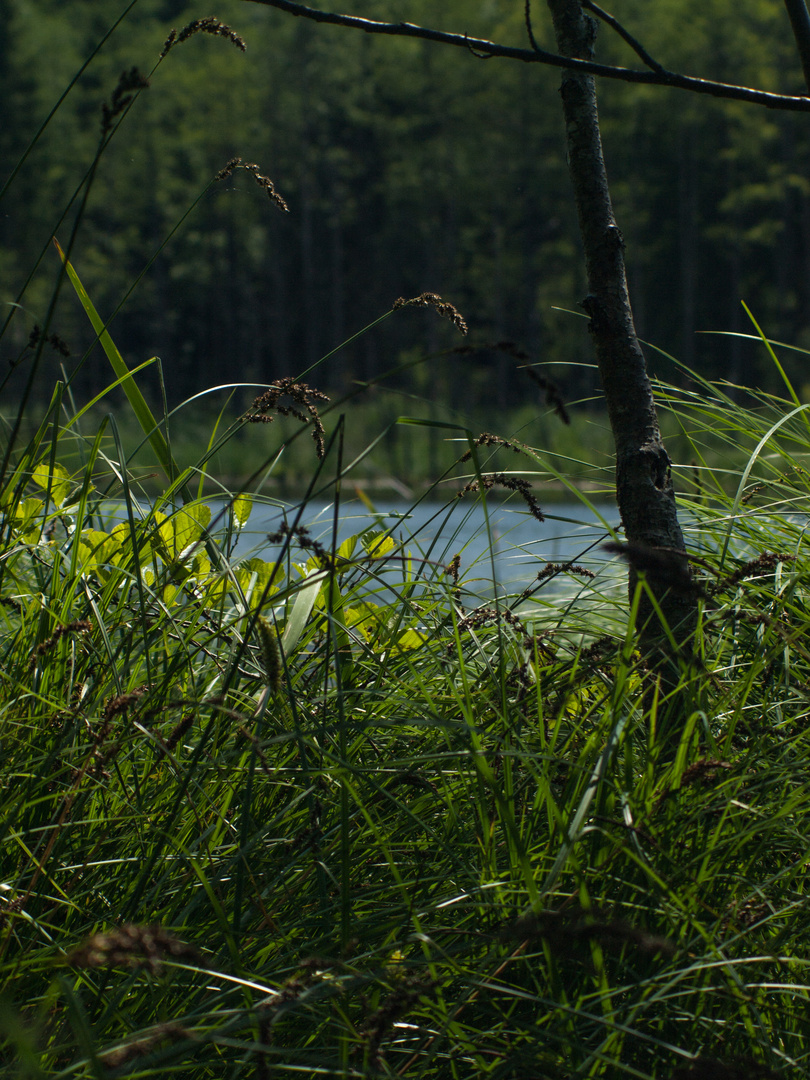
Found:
<box><xmin>2</xmin><ymin>294</ymin><xmax>810</xmax><ymax>1076</ymax></box>
<box><xmin>2</xmin><ymin>13</ymin><xmax>810</xmax><ymax>1078</ymax></box>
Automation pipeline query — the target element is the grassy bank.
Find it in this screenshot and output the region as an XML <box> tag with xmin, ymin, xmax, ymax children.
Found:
<box><xmin>2</xmin><ymin>345</ymin><xmax>810</xmax><ymax>1077</ymax></box>
<box><xmin>6</xmin><ymin>367</ymin><xmax>803</xmax><ymax>505</ymax></box>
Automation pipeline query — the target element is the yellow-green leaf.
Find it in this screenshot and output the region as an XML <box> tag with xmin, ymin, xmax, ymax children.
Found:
<box><xmin>203</xmin><ymin>572</ymin><xmax>229</xmax><ymax>605</ymax></box>
<box><xmin>396</xmin><ymin>628</ymin><xmax>427</xmax><ymax>651</ymax></box>
<box><xmin>344</xmin><ymin>602</ymin><xmax>381</xmax><ymax>640</ymax></box>
<box><xmin>236</xmin><ymin>557</ymin><xmax>283</xmax><ymax>602</ymax></box>
<box><xmin>337</xmin><ymin>534</ymin><xmax>357</xmax><ymax>561</ymax></box>
<box><xmin>172</xmin><ymin>502</ymin><xmax>211</xmax><ymax>555</ymax></box>
<box><xmin>79</xmin><ymin>529</ymin><xmax>120</xmax><ymax>567</ymax></box>
<box><xmin>232</xmin><ymin>494</ymin><xmax>253</xmax><ymax>527</ymax></box>
<box><xmin>32</xmin><ymin>462</ymin><xmax>72</xmax><ymax>507</ymax></box>
<box><xmin>364</xmin><ymin>533</ymin><xmax>396</xmax><ymax>559</ymax></box>
<box><xmin>14</xmin><ymin>498</ymin><xmax>44</xmax><ymax>531</ymax></box>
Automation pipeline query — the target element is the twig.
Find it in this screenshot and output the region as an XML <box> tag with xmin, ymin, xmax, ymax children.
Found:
<box><xmin>525</xmin><ymin>0</ymin><xmax>541</xmax><ymax>54</ymax></box>
<box><xmin>582</xmin><ymin>0</ymin><xmax>665</xmax><ymax>73</ymax></box>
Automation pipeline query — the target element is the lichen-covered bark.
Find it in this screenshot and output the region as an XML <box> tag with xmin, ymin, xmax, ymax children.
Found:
<box><xmin>546</xmin><ymin>0</ymin><xmax>696</xmax><ymax>654</ymax></box>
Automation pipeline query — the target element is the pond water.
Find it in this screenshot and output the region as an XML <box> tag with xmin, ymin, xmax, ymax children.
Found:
<box><xmin>228</xmin><ymin>496</ymin><xmax>620</xmax><ymax>594</ymax></box>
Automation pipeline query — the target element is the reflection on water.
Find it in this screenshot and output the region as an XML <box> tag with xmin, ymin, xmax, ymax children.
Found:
<box><xmin>229</xmin><ymin>497</ymin><xmax>621</xmax><ymax>593</ymax></box>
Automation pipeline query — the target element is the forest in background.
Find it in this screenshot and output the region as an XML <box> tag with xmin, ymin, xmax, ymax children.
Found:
<box><xmin>3</xmin><ymin>0</ymin><xmax>810</xmax><ymax>418</ymax></box>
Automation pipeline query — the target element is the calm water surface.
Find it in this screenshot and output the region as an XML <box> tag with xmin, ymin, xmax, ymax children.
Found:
<box><xmin>229</xmin><ymin>497</ymin><xmax>620</xmax><ymax>593</ymax></box>
<box><xmin>100</xmin><ymin>495</ymin><xmax>621</xmax><ymax>595</ymax></box>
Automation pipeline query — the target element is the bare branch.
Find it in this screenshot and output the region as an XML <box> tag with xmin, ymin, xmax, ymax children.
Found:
<box><xmin>524</xmin><ymin>0</ymin><xmax>541</xmax><ymax>54</ymax></box>
<box><xmin>784</xmin><ymin>0</ymin><xmax>810</xmax><ymax>93</ymax></box>
<box><xmin>582</xmin><ymin>0</ymin><xmax>665</xmax><ymax>73</ymax></box>
<box><xmin>242</xmin><ymin>0</ymin><xmax>810</xmax><ymax>111</ymax></box>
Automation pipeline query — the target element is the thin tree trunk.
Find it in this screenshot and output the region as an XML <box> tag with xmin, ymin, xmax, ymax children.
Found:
<box><xmin>545</xmin><ymin>0</ymin><xmax>696</xmax><ymax>659</ymax></box>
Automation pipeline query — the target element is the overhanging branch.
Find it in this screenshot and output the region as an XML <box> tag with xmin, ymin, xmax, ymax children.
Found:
<box><xmin>242</xmin><ymin>0</ymin><xmax>810</xmax><ymax>111</ymax></box>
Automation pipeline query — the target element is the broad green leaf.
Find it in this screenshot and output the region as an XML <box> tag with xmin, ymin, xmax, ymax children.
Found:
<box><xmin>167</xmin><ymin>560</ymin><xmax>193</xmax><ymax>584</ymax></box>
<box><xmin>79</xmin><ymin>529</ymin><xmax>120</xmax><ymax>567</ymax></box>
<box><xmin>337</xmin><ymin>534</ymin><xmax>357</xmax><ymax>561</ymax></box>
<box><xmin>110</xmin><ymin>522</ymin><xmax>133</xmax><ymax>542</ymax></box>
<box><xmin>110</xmin><ymin>521</ymin><xmax>155</xmax><ymax>568</ymax></box>
<box><xmin>303</xmin><ymin>550</ymin><xmax>333</xmax><ymax>574</ymax></box>
<box><xmin>190</xmin><ymin>551</ymin><xmax>211</xmax><ymax>579</ymax></box>
<box><xmin>395</xmin><ymin>627</ymin><xmax>427</xmax><ymax>651</ymax></box>
<box><xmin>203</xmin><ymin>573</ymin><xmax>229</xmax><ymax>605</ymax></box>
<box><xmin>154</xmin><ymin>511</ymin><xmax>175</xmax><ymax>556</ymax></box>
<box><xmin>344</xmin><ymin>602</ymin><xmax>381</xmax><ymax>640</ymax></box>
<box><xmin>73</xmin><ymin>539</ymin><xmax>93</xmax><ymax>569</ymax></box>
<box><xmin>232</xmin><ymin>494</ymin><xmax>253</xmax><ymax>527</ymax></box>
<box><xmin>13</xmin><ymin>498</ymin><xmax>44</xmax><ymax>531</ymax></box>
<box><xmin>172</xmin><ymin>502</ymin><xmax>211</xmax><ymax>555</ymax></box>
<box><xmin>161</xmin><ymin>583</ymin><xmax>180</xmax><ymax>605</ymax></box>
<box><xmin>365</xmin><ymin>533</ymin><xmax>396</xmax><ymax>559</ymax></box>
<box><xmin>236</xmin><ymin>557</ymin><xmax>283</xmax><ymax>602</ymax></box>
<box><xmin>152</xmin><ymin>507</ymin><xmax>208</xmax><ymax>563</ymax></box>
<box><xmin>32</xmin><ymin>462</ymin><xmax>71</xmax><ymax>507</ymax></box>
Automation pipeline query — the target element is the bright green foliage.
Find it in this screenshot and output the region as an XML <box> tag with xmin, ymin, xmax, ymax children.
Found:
<box><xmin>231</xmin><ymin>492</ymin><xmax>253</xmax><ymax>529</ymax></box>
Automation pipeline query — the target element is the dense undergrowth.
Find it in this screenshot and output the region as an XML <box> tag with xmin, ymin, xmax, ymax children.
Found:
<box><xmin>3</xmin><ymin>14</ymin><xmax>810</xmax><ymax>1079</ymax></box>
<box><xmin>2</xmin><ymin>313</ymin><xmax>810</xmax><ymax>1077</ymax></box>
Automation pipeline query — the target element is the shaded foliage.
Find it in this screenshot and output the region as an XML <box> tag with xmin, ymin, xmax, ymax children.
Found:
<box><xmin>3</xmin><ymin>0</ymin><xmax>810</xmax><ymax>413</ymax></box>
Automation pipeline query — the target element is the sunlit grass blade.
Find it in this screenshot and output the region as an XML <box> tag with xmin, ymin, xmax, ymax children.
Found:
<box><xmin>53</xmin><ymin>238</ymin><xmax>179</xmax><ymax>485</ymax></box>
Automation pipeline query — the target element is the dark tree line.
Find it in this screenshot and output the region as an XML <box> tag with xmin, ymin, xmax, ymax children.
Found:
<box><xmin>3</xmin><ymin>0</ymin><xmax>810</xmax><ymax>415</ymax></box>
